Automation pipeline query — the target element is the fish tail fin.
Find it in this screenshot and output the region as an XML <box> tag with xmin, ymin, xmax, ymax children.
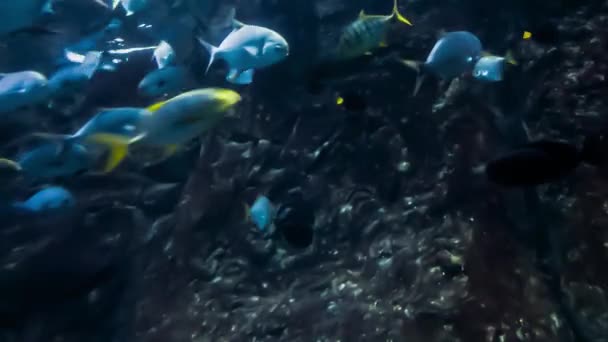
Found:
<box><xmin>198</xmin><ymin>38</ymin><xmax>219</xmax><ymax>74</ymax></box>
<box><xmin>397</xmin><ymin>59</ymin><xmax>425</xmax><ymax>96</ymax></box>
<box><xmin>392</xmin><ymin>0</ymin><xmax>413</xmax><ymax>26</ymax></box>
<box><xmin>505</xmin><ymin>50</ymin><xmax>518</xmax><ymax>66</ymax></box>
<box><xmin>412</xmin><ymin>73</ymin><xmax>427</xmax><ymax>97</ymax></box>
<box><xmin>85</xmin><ymin>133</ymin><xmax>132</xmax><ymax>173</ymax></box>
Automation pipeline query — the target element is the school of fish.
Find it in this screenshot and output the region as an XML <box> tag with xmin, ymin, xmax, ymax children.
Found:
<box><xmin>0</xmin><ymin>0</ymin><xmax>577</xmax><ymax>229</ymax></box>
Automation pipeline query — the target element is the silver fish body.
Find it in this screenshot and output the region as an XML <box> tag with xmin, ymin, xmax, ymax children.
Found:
<box><xmin>472</xmin><ymin>56</ymin><xmax>505</xmax><ymax>82</ymax></box>
<box><xmin>200</xmin><ymin>24</ymin><xmax>289</xmax><ymax>84</ymax></box>
<box><xmin>74</xmin><ymin>107</ymin><xmax>147</xmax><ymax>139</ymax></box>
<box><xmin>138</xmin><ymin>88</ymin><xmax>240</xmax><ymax>146</ymax></box>
<box><xmin>0</xmin><ymin>71</ymin><xmax>51</xmax><ymax>114</ymax></box>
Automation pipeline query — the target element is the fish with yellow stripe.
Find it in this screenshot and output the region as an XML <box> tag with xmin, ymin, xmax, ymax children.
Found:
<box><xmin>335</xmin><ymin>0</ymin><xmax>412</xmax><ymax>60</ymax></box>
<box><xmin>86</xmin><ymin>88</ymin><xmax>241</xmax><ymax>172</ymax></box>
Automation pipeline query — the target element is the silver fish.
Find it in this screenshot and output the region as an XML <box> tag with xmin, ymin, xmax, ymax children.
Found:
<box><xmin>0</xmin><ymin>71</ymin><xmax>51</xmax><ymax>114</ymax></box>
<box><xmin>199</xmin><ymin>24</ymin><xmax>289</xmax><ymax>85</ymax></box>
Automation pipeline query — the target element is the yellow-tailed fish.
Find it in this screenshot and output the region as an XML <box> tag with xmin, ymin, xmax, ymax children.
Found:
<box><xmin>86</xmin><ymin>88</ymin><xmax>241</xmax><ymax>172</ymax></box>
<box><xmin>335</xmin><ymin>0</ymin><xmax>412</xmax><ymax>60</ymax></box>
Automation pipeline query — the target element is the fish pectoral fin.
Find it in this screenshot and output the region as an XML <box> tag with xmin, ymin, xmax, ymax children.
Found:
<box><xmin>243</xmin><ymin>45</ymin><xmax>260</xmax><ymax>57</ymax></box>
<box><xmin>85</xmin><ymin>133</ymin><xmax>132</xmax><ymax>173</ymax></box>
<box><xmin>146</xmin><ymin>100</ymin><xmax>167</xmax><ymax>112</ymax></box>
<box><xmin>0</xmin><ymin>158</ymin><xmax>22</xmax><ymax>171</ymax></box>
<box><xmin>234</xmin><ymin>69</ymin><xmax>255</xmax><ymax>85</ymax></box>
<box><xmin>30</xmin><ymin>132</ymin><xmax>70</xmax><ymax>142</ymax></box>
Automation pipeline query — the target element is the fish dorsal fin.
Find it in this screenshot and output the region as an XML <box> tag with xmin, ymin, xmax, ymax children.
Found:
<box><xmin>359</xmin><ymin>10</ymin><xmax>366</xmax><ymax>18</ymax></box>
<box><xmin>146</xmin><ymin>100</ymin><xmax>166</xmax><ymax>112</ymax></box>
<box><xmin>233</xmin><ymin>19</ymin><xmax>246</xmax><ymax>29</ymax></box>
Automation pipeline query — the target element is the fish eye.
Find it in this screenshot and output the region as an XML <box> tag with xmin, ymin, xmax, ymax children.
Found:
<box><xmin>157</xmin><ymin>80</ymin><xmax>166</xmax><ymax>87</ymax></box>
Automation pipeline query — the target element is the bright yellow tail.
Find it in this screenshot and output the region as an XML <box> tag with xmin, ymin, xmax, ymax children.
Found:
<box><xmin>393</xmin><ymin>0</ymin><xmax>413</xmax><ymax>26</ymax></box>
<box><xmin>86</xmin><ymin>133</ymin><xmax>132</xmax><ymax>173</ymax></box>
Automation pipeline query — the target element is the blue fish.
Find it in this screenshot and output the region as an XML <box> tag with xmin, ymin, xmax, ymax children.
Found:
<box><xmin>400</xmin><ymin>31</ymin><xmax>483</xmax><ymax>95</ymax></box>
<box><xmin>245</xmin><ymin>196</ymin><xmax>276</xmax><ymax>232</ymax></box>
<box><xmin>15</xmin><ymin>142</ymin><xmax>95</xmax><ymax>180</ymax></box>
<box><xmin>138</xmin><ymin>66</ymin><xmax>195</xmax><ymax>98</ymax></box>
<box><xmin>48</xmin><ymin>51</ymin><xmax>103</xmax><ymax>96</ymax></box>
<box><xmin>30</xmin><ymin>107</ymin><xmax>148</xmax><ymax>173</ymax></box>
<box><xmin>12</xmin><ymin>186</ymin><xmax>75</xmax><ymax>213</ymax></box>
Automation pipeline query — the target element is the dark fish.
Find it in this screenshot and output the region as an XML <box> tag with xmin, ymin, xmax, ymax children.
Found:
<box><xmin>485</xmin><ymin>140</ymin><xmax>582</xmax><ymax>186</ymax></box>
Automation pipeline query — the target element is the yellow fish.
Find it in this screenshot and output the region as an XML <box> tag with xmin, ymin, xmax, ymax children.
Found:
<box><xmin>335</xmin><ymin>0</ymin><xmax>412</xmax><ymax>60</ymax></box>
<box><xmin>86</xmin><ymin>88</ymin><xmax>241</xmax><ymax>172</ymax></box>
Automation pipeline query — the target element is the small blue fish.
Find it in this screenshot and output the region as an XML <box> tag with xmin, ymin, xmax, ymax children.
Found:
<box><xmin>48</xmin><ymin>51</ymin><xmax>103</xmax><ymax>96</ymax></box>
<box><xmin>30</xmin><ymin>107</ymin><xmax>147</xmax><ymax>173</ymax></box>
<box><xmin>12</xmin><ymin>186</ymin><xmax>75</xmax><ymax>213</ymax></box>
<box><xmin>15</xmin><ymin>142</ymin><xmax>95</xmax><ymax>180</ymax></box>
<box><xmin>400</xmin><ymin>31</ymin><xmax>483</xmax><ymax>95</ymax></box>
<box><xmin>138</xmin><ymin>66</ymin><xmax>195</xmax><ymax>98</ymax></box>
<box><xmin>245</xmin><ymin>196</ymin><xmax>276</xmax><ymax>232</ymax></box>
